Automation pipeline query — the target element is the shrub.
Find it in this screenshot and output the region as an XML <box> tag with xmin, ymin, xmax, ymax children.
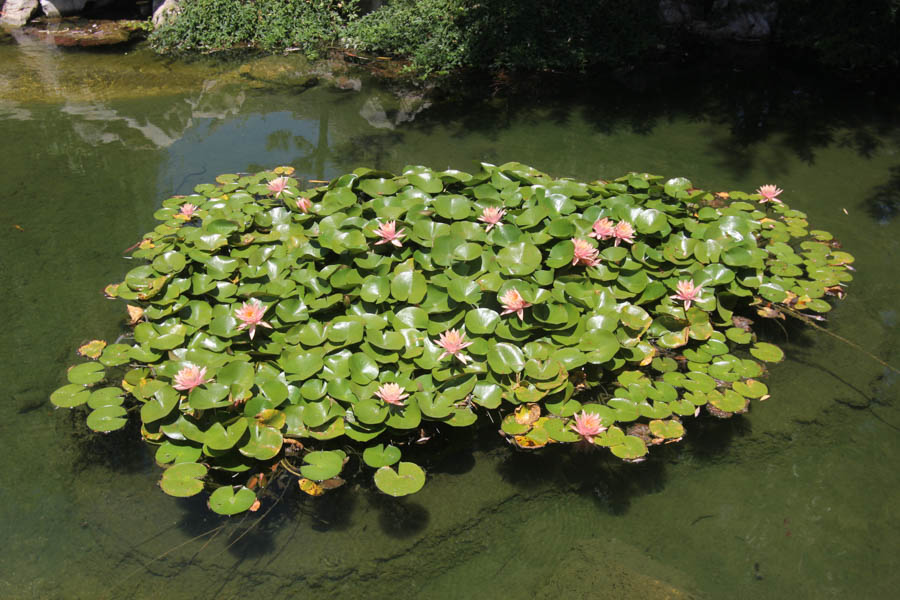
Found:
<box><xmin>149</xmin><ymin>0</ymin><xmax>358</xmax><ymax>55</ymax></box>
<box><xmin>345</xmin><ymin>0</ymin><xmax>661</xmax><ymax>74</ymax></box>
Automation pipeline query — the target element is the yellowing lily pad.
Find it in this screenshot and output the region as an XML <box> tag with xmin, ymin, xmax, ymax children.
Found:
<box><xmin>298</xmin><ymin>478</ymin><xmax>325</xmax><ymax>496</ymax></box>
<box><xmin>77</xmin><ymin>340</ymin><xmax>107</xmax><ymax>359</ymax></box>
<box><xmin>649</xmin><ymin>419</ymin><xmax>684</xmax><ymax>439</ymax></box>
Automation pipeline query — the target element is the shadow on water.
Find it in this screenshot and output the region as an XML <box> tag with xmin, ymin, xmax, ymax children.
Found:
<box><xmin>64</xmin><ymin>408</ymin><xmax>150</xmax><ymax>475</ymax></box>
<box><xmin>374</xmin><ymin>498</ymin><xmax>430</xmax><ymax>539</ymax></box>
<box><xmin>488</xmin><ymin>406</ymin><xmax>761</xmax><ymax>515</ymax></box>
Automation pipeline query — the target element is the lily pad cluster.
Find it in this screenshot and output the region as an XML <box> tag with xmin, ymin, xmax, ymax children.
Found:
<box><xmin>51</xmin><ymin>163</ymin><xmax>853</xmax><ymax>514</ymax></box>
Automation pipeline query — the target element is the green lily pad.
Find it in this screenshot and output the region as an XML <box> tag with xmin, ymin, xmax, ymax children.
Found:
<box><xmin>374</xmin><ymin>461</ymin><xmax>426</xmax><ymax>497</ymax></box>
<box><xmin>300</xmin><ymin>450</ymin><xmax>346</xmax><ymax>481</ymax></box>
<box><xmin>87</xmin><ymin>387</ymin><xmax>125</xmax><ymax>409</ymax></box>
<box><xmin>51</xmin><ymin>383</ymin><xmax>91</xmax><ymax>408</ymax></box>
<box><xmin>208</xmin><ymin>486</ymin><xmax>257</xmax><ymax>515</ymax></box>
<box><xmin>732</xmin><ymin>379</ymin><xmax>769</xmax><ymax>398</ymax></box>
<box><xmin>87</xmin><ymin>405</ymin><xmax>128</xmax><ymax>432</ymax></box>
<box><xmin>610</xmin><ymin>436</ymin><xmax>648</xmax><ymax>460</ymax></box>
<box><xmin>155</xmin><ymin>440</ymin><xmax>202</xmax><ymax>464</ymax></box>
<box><xmin>487</xmin><ymin>342</ymin><xmax>526</xmax><ymax>374</ymax></box>
<box><xmin>140</xmin><ymin>384</ymin><xmax>179</xmax><ymax>423</ymax></box>
<box><xmin>496</xmin><ymin>242</ymin><xmax>542</xmax><ymax>276</ymax></box>
<box><xmin>239</xmin><ymin>422</ymin><xmax>283</xmax><ymax>460</ymax></box>
<box><xmin>362</xmin><ymin>444</ymin><xmax>402</xmax><ymax>468</ymax></box>
<box><xmin>67</xmin><ymin>362</ymin><xmax>106</xmax><ymax>385</ymax></box>
<box><xmin>749</xmin><ymin>342</ymin><xmax>785</xmax><ymax>363</ymax></box>
<box><xmin>159</xmin><ymin>462</ymin><xmax>208</xmax><ymax>498</ymax></box>
<box><xmin>708</xmin><ymin>390</ymin><xmax>749</xmax><ymax>413</ymax></box>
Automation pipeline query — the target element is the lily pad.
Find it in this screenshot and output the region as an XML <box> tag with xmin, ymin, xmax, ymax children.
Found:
<box><xmin>159</xmin><ymin>462</ymin><xmax>208</xmax><ymax>498</ymax></box>
<box><xmin>300</xmin><ymin>450</ymin><xmax>346</xmax><ymax>481</ymax></box>
<box><xmin>610</xmin><ymin>436</ymin><xmax>648</xmax><ymax>460</ymax></box>
<box><xmin>67</xmin><ymin>362</ymin><xmax>106</xmax><ymax>385</ymax></box>
<box><xmin>208</xmin><ymin>486</ymin><xmax>257</xmax><ymax>515</ymax></box>
<box><xmin>87</xmin><ymin>405</ymin><xmax>128</xmax><ymax>432</ymax></box>
<box><xmin>362</xmin><ymin>444</ymin><xmax>402</xmax><ymax>468</ymax></box>
<box><xmin>749</xmin><ymin>342</ymin><xmax>785</xmax><ymax>363</ymax></box>
<box><xmin>374</xmin><ymin>461</ymin><xmax>426</xmax><ymax>497</ymax></box>
<box><xmin>51</xmin><ymin>383</ymin><xmax>91</xmax><ymax>408</ymax></box>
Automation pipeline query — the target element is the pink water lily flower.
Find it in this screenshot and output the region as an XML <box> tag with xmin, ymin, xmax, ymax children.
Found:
<box><xmin>374</xmin><ymin>382</ymin><xmax>410</xmax><ymax>407</ymax></box>
<box><xmin>756</xmin><ymin>184</ymin><xmax>783</xmax><ymax>204</ymax></box>
<box><xmin>671</xmin><ymin>280</ymin><xmax>702</xmax><ymax>310</ymax></box>
<box><xmin>478</xmin><ymin>206</ymin><xmax>507</xmax><ymax>231</ymax></box>
<box><xmin>178</xmin><ymin>203</ymin><xmax>198</xmax><ymax>219</ymax></box>
<box><xmin>499</xmin><ymin>288</ymin><xmax>531</xmax><ymax>320</ymax></box>
<box><xmin>374</xmin><ymin>220</ymin><xmax>406</xmax><ymax>247</ymax></box>
<box><xmin>296</xmin><ymin>196</ymin><xmax>312</xmax><ymax>213</ymax></box>
<box><xmin>173</xmin><ymin>364</ymin><xmax>212</xmax><ymax>392</ymax></box>
<box><xmin>435</xmin><ymin>328</ymin><xmax>474</xmax><ymax>364</ymax></box>
<box><xmin>267</xmin><ymin>176</ymin><xmax>290</xmax><ymax>198</ymax></box>
<box><xmin>613</xmin><ymin>220</ymin><xmax>636</xmax><ymax>246</ymax></box>
<box><xmin>235</xmin><ymin>299</ymin><xmax>273</xmax><ymax>339</ymax></box>
<box><xmin>571</xmin><ymin>237</ymin><xmax>601</xmax><ymax>267</ymax></box>
<box><xmin>589</xmin><ymin>217</ymin><xmax>616</xmax><ymax>240</ymax></box>
<box><xmin>571</xmin><ymin>410</ymin><xmax>606</xmax><ymax>443</ymax></box>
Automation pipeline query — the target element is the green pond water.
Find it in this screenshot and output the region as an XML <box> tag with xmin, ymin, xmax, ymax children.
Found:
<box><xmin>1</xmin><ymin>38</ymin><xmax>898</xmax><ymax>599</ymax></box>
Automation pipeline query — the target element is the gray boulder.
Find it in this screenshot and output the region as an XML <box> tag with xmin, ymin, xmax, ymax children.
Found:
<box><xmin>1</xmin><ymin>0</ymin><xmax>40</xmax><ymax>26</ymax></box>
<box><xmin>152</xmin><ymin>0</ymin><xmax>180</xmax><ymax>27</ymax></box>
<box><xmin>39</xmin><ymin>0</ymin><xmax>115</xmax><ymax>18</ymax></box>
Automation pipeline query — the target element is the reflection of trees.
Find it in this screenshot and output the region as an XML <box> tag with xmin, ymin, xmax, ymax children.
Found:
<box><xmin>338</xmin><ymin>63</ymin><xmax>898</xmax><ymax>206</ymax></box>
<box><xmin>863</xmin><ymin>164</ymin><xmax>900</xmax><ymax>224</ymax></box>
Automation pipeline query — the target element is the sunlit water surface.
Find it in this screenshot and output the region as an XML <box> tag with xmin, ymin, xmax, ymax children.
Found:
<box><xmin>1</xmin><ymin>37</ymin><xmax>898</xmax><ymax>599</ymax></box>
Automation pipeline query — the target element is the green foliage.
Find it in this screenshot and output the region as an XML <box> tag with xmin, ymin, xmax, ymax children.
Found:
<box><xmin>345</xmin><ymin>0</ymin><xmax>660</xmax><ymax>74</ymax></box>
<box><xmin>776</xmin><ymin>0</ymin><xmax>900</xmax><ymax>70</ymax></box>
<box><xmin>150</xmin><ymin>0</ymin><xmax>358</xmax><ymax>55</ymax></box>
<box><xmin>345</xmin><ymin>0</ymin><xmax>472</xmax><ymax>75</ymax></box>
<box><xmin>146</xmin><ymin>0</ymin><xmax>900</xmax><ymax>75</ymax></box>
<box><xmin>150</xmin><ymin>0</ymin><xmax>258</xmax><ymax>53</ymax></box>
<box><xmin>255</xmin><ymin>0</ymin><xmax>359</xmax><ymax>55</ymax></box>
<box><xmin>52</xmin><ymin>163</ymin><xmax>853</xmax><ymax>513</ymax></box>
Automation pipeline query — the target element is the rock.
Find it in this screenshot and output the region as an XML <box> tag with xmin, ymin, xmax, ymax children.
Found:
<box><xmin>658</xmin><ymin>0</ymin><xmax>777</xmax><ymax>42</ymax></box>
<box><xmin>1</xmin><ymin>0</ymin><xmax>40</xmax><ymax>26</ymax></box>
<box><xmin>658</xmin><ymin>0</ymin><xmax>693</xmax><ymax>26</ymax></box>
<box><xmin>152</xmin><ymin>0</ymin><xmax>179</xmax><ymax>27</ymax></box>
<box><xmin>708</xmin><ymin>0</ymin><xmax>777</xmax><ymax>40</ymax></box>
<box><xmin>24</xmin><ymin>19</ymin><xmax>145</xmax><ymax>46</ymax></box>
<box><xmin>39</xmin><ymin>0</ymin><xmax>87</xmax><ymax>18</ymax></box>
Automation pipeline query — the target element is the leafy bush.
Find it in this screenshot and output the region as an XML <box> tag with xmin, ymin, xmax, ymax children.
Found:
<box><xmin>344</xmin><ymin>0</ymin><xmax>473</xmax><ymax>75</ymax></box>
<box><xmin>52</xmin><ymin>163</ymin><xmax>853</xmax><ymax>513</ymax></box>
<box><xmin>149</xmin><ymin>0</ymin><xmax>358</xmax><ymax>55</ymax></box>
<box><xmin>345</xmin><ymin>0</ymin><xmax>661</xmax><ymax>74</ymax></box>
<box><xmin>149</xmin><ymin>0</ymin><xmax>259</xmax><ymax>53</ymax></box>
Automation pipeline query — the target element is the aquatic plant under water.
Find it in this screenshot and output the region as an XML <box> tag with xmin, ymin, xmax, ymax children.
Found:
<box><xmin>51</xmin><ymin>163</ymin><xmax>854</xmax><ymax>514</ymax></box>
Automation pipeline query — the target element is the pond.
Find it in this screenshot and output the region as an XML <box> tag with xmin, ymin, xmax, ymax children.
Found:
<box><xmin>1</xmin><ymin>36</ymin><xmax>898</xmax><ymax>599</ymax></box>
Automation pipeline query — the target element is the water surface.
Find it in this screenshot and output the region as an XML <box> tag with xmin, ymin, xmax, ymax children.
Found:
<box><xmin>1</xmin><ymin>39</ymin><xmax>898</xmax><ymax>599</ymax></box>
